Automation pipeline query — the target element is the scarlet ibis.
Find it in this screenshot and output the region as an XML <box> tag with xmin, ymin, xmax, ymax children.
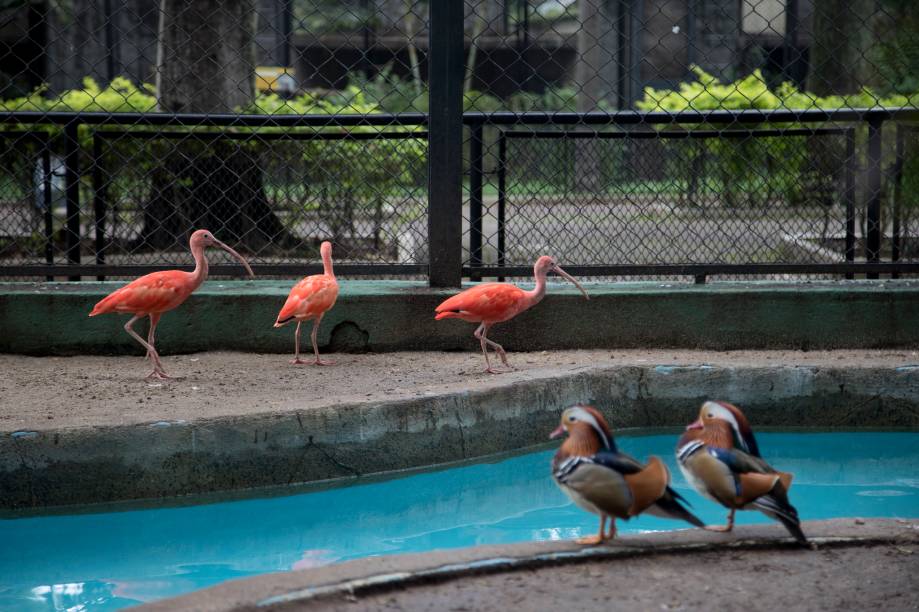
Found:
<box><xmin>434</xmin><ymin>256</ymin><xmax>588</xmax><ymax>373</ymax></box>
<box><xmin>273</xmin><ymin>241</ymin><xmax>339</xmax><ymax>365</ymax></box>
<box><xmin>89</xmin><ymin>229</ymin><xmax>254</xmax><ymax>379</ymax></box>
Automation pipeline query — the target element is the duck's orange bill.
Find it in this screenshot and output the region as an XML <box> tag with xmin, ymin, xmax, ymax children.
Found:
<box><xmin>686</xmin><ymin>419</ymin><xmax>703</xmax><ymax>430</ymax></box>
<box><xmin>549</xmin><ymin>424</ymin><xmax>566</xmax><ymax>439</ymax></box>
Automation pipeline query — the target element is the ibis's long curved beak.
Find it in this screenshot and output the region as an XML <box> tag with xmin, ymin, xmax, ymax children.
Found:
<box><xmin>214</xmin><ymin>238</ymin><xmax>255</xmax><ymax>278</ymax></box>
<box><xmin>552</xmin><ymin>264</ymin><xmax>589</xmax><ymax>300</ymax></box>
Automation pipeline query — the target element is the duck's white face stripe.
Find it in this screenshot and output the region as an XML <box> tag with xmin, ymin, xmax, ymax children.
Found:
<box><xmin>566</xmin><ymin>405</ymin><xmax>611</xmax><ymax>449</ymax></box>
<box><xmin>701</xmin><ymin>401</ymin><xmax>746</xmax><ymax>450</ymax></box>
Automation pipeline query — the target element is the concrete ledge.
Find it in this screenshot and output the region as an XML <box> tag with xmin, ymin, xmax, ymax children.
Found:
<box><xmin>137</xmin><ymin>518</ymin><xmax>919</xmax><ymax>611</ymax></box>
<box><xmin>2</xmin><ymin>355</ymin><xmax>917</xmax><ymax>510</ymax></box>
<box><xmin>2</xmin><ymin>280</ymin><xmax>919</xmax><ymax>355</ymax></box>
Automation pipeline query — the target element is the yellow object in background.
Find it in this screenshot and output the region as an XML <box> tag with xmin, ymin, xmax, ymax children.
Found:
<box><xmin>255</xmin><ymin>67</ymin><xmax>297</xmax><ymax>93</ymax></box>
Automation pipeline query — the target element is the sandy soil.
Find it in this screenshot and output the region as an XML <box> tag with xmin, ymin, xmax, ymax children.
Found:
<box><xmin>1</xmin><ymin>349</ymin><xmax>917</xmax><ymax>432</ymax></box>
<box><xmin>334</xmin><ymin>544</ymin><xmax>919</xmax><ymax>612</ymax></box>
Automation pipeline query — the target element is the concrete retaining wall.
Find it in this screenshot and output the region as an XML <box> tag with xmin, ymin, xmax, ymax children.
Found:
<box><xmin>2</xmin><ymin>280</ymin><xmax>919</xmax><ymax>355</ymax></box>
<box><xmin>2</xmin><ymin>363</ymin><xmax>916</xmax><ymax>511</ymax></box>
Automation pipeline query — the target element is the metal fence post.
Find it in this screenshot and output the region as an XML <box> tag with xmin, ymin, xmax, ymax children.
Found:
<box><xmin>41</xmin><ymin>144</ymin><xmax>53</xmax><ymax>281</ymax></box>
<box><xmin>497</xmin><ymin>132</ymin><xmax>507</xmax><ymax>282</ymax></box>
<box><xmin>92</xmin><ymin>133</ymin><xmax>107</xmax><ymax>280</ymax></box>
<box><xmin>469</xmin><ymin>124</ymin><xmax>484</xmax><ymax>281</ymax></box>
<box><xmin>865</xmin><ymin>115</ymin><xmax>884</xmax><ymax>279</ymax></box>
<box><xmin>844</xmin><ymin>128</ymin><xmax>856</xmax><ymax>280</ymax></box>
<box><xmin>892</xmin><ymin>125</ymin><xmax>904</xmax><ymax>279</ymax></box>
<box><xmin>427</xmin><ymin>1</ymin><xmax>464</xmax><ymax>287</ymax></box>
<box><xmin>64</xmin><ymin>121</ymin><xmax>81</xmax><ymax>281</ymax></box>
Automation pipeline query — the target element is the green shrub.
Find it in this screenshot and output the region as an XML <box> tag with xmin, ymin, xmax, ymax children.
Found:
<box><xmin>636</xmin><ymin>66</ymin><xmax>919</xmax><ymax>214</ymax></box>
<box><xmin>637</xmin><ymin>65</ymin><xmax>919</xmax><ymax>112</ymax></box>
<box><xmin>1</xmin><ymin>78</ymin><xmax>426</xmax><ymax>218</ymax></box>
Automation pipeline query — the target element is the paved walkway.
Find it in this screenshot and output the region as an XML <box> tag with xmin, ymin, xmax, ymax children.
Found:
<box><xmin>139</xmin><ymin>519</ymin><xmax>919</xmax><ymax>611</ymax></box>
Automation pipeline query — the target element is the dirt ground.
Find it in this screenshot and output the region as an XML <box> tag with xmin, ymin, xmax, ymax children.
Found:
<box><xmin>1</xmin><ymin>349</ymin><xmax>917</xmax><ymax>432</ymax></box>
<box><xmin>328</xmin><ymin>544</ymin><xmax>919</xmax><ymax>612</ymax></box>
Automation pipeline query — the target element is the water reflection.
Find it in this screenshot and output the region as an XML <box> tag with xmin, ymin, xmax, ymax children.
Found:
<box><xmin>27</xmin><ymin>581</ymin><xmax>140</xmax><ymax>611</ymax></box>
<box><xmin>1</xmin><ymin>432</ymin><xmax>917</xmax><ymax>611</ymax></box>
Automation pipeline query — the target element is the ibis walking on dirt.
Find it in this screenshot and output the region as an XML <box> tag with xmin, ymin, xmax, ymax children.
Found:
<box><xmin>88</xmin><ymin>229</ymin><xmax>254</xmax><ymax>379</ymax></box>
<box><xmin>434</xmin><ymin>256</ymin><xmax>588</xmax><ymax>373</ymax></box>
<box><xmin>274</xmin><ymin>241</ymin><xmax>339</xmax><ymax>365</ymax></box>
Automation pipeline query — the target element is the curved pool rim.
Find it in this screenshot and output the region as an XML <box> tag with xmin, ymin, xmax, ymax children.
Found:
<box><xmin>3</xmin><ymin>360</ymin><xmax>918</xmax><ymax>511</ymax></box>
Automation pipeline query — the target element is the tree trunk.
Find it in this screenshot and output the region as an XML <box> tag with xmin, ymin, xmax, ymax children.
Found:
<box><xmin>806</xmin><ymin>0</ymin><xmax>875</xmax><ymax>95</ymax></box>
<box><xmin>139</xmin><ymin>0</ymin><xmax>295</xmax><ymax>251</ymax></box>
<box><xmin>574</xmin><ymin>0</ymin><xmax>603</xmax><ymax>193</ymax></box>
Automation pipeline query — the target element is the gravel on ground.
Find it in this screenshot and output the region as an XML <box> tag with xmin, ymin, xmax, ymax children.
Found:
<box><xmin>1</xmin><ymin>349</ymin><xmax>917</xmax><ymax>432</ymax></box>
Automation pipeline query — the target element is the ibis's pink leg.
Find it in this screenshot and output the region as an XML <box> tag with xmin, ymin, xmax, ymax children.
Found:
<box><xmin>473</xmin><ymin>323</ymin><xmax>503</xmax><ymax>374</ymax></box>
<box><xmin>480</xmin><ymin>324</ymin><xmax>510</xmax><ymax>368</ymax></box>
<box><xmin>145</xmin><ymin>313</ymin><xmax>161</xmax><ymax>361</ymax></box>
<box><xmin>124</xmin><ymin>314</ymin><xmax>169</xmax><ymax>379</ymax></box>
<box><xmin>705</xmin><ymin>508</ymin><xmax>736</xmax><ymax>533</ymax></box>
<box><xmin>290</xmin><ymin>321</ymin><xmax>310</xmax><ymax>365</ymax></box>
<box><xmin>474</xmin><ymin>323</ymin><xmax>510</xmax><ymax>372</ymax></box>
<box><xmin>309</xmin><ymin>315</ymin><xmax>334</xmax><ymax>366</ymax></box>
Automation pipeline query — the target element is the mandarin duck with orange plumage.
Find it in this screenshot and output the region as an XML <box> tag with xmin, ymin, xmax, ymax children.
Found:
<box><xmin>676</xmin><ymin>400</ymin><xmax>808</xmax><ymax>545</ymax></box>
<box><xmin>550</xmin><ymin>405</ymin><xmax>705</xmax><ymax>545</ymax></box>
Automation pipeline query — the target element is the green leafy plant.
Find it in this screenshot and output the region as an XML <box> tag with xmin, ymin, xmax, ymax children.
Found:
<box><xmin>636</xmin><ymin>66</ymin><xmax>919</xmax><ymax>237</ymax></box>
<box><xmin>637</xmin><ymin>66</ymin><xmax>919</xmax><ymax>112</ymax></box>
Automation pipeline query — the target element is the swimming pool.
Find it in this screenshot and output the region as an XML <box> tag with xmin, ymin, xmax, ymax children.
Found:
<box><xmin>1</xmin><ymin>431</ymin><xmax>917</xmax><ymax>611</ymax></box>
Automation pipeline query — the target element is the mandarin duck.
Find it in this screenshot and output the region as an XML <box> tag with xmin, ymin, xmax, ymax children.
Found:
<box><xmin>550</xmin><ymin>405</ymin><xmax>705</xmax><ymax>544</ymax></box>
<box><xmin>676</xmin><ymin>400</ymin><xmax>808</xmax><ymax>545</ymax></box>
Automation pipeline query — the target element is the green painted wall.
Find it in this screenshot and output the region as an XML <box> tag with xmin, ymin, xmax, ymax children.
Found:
<box><xmin>1</xmin><ymin>280</ymin><xmax>919</xmax><ymax>355</ymax></box>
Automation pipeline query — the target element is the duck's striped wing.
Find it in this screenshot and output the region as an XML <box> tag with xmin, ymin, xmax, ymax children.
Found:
<box><xmin>705</xmin><ymin>446</ymin><xmax>806</xmax><ymax>543</ymax></box>
<box><xmin>554</xmin><ymin>455</ymin><xmax>634</xmax><ymax>519</ymax></box>
<box><xmin>558</xmin><ymin>452</ymin><xmax>703</xmax><ymax>527</ymax></box>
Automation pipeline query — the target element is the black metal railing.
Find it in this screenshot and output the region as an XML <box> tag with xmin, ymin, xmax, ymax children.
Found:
<box><xmin>2</xmin><ymin>107</ymin><xmax>919</xmax><ymax>283</ymax></box>
<box><xmin>461</xmin><ymin>107</ymin><xmax>919</xmax><ymax>282</ymax></box>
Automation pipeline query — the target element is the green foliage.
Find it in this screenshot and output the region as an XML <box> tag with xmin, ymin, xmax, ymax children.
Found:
<box><xmin>636</xmin><ymin>66</ymin><xmax>919</xmax><ymax>213</ymax></box>
<box><xmin>0</xmin><ymin>77</ymin><xmax>157</xmax><ymax>113</ymax></box>
<box><xmin>637</xmin><ymin>65</ymin><xmax>919</xmax><ymax>112</ymax></box>
<box><xmin>342</xmin><ymin>66</ymin><xmax>428</xmax><ymax>113</ymax></box>
<box><xmin>0</xmin><ymin>77</ymin><xmax>426</xmax><ymax>239</ymax></box>
<box><xmin>873</xmin><ymin>1</ymin><xmax>919</xmax><ymax>96</ymax></box>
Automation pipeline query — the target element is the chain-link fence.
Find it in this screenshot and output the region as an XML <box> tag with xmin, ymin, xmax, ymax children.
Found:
<box><xmin>1</xmin><ymin>0</ymin><xmax>917</xmax><ymax>283</ymax></box>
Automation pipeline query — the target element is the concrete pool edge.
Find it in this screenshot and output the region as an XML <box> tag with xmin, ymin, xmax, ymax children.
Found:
<box><xmin>135</xmin><ymin>518</ymin><xmax>919</xmax><ymax>611</ymax></box>
<box><xmin>1</xmin><ymin>361</ymin><xmax>917</xmax><ymax>510</ymax></box>
<box><xmin>3</xmin><ymin>280</ymin><xmax>919</xmax><ymax>355</ymax></box>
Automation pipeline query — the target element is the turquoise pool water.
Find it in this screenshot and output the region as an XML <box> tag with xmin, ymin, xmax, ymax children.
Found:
<box><xmin>1</xmin><ymin>432</ymin><xmax>917</xmax><ymax>611</ymax></box>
